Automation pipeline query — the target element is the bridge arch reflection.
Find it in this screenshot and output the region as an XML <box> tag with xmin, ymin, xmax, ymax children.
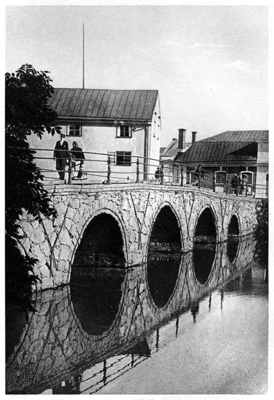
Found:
<box><xmin>193</xmin><ymin>206</ymin><xmax>217</xmax><ymax>285</ymax></box>
<box><xmin>146</xmin><ymin>253</ymin><xmax>182</xmax><ymax>309</ymax></box>
<box><xmin>146</xmin><ymin>204</ymin><xmax>182</xmax><ymax>309</ymax></box>
<box><xmin>227</xmin><ymin>214</ymin><xmax>240</xmax><ymax>263</ymax></box>
<box><xmin>70</xmin><ymin>211</ymin><xmax>128</xmax><ymax>335</ymax></box>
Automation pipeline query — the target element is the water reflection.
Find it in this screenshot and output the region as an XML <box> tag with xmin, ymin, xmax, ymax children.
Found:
<box><xmin>147</xmin><ymin>253</ymin><xmax>181</xmax><ymax>308</ymax></box>
<box><xmin>227</xmin><ymin>236</ymin><xmax>239</xmax><ymax>263</ymax></box>
<box><xmin>71</xmin><ymin>269</ymin><xmax>126</xmax><ymax>335</ymax></box>
<box><xmin>6</xmin><ymin>235</ymin><xmax>260</xmax><ymax>394</ymax></box>
<box><xmin>193</xmin><ymin>243</ymin><xmax>216</xmax><ymax>284</ymax></box>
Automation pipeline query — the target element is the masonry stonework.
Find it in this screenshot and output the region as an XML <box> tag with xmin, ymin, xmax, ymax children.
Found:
<box><xmin>17</xmin><ymin>184</ymin><xmax>258</xmax><ymax>291</ymax></box>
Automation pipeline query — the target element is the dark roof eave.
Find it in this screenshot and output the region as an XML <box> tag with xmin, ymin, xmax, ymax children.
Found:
<box><xmin>55</xmin><ymin>115</ymin><xmax>152</xmax><ymax>125</ymax></box>
<box><xmin>174</xmin><ymin>160</ymin><xmax>259</xmax><ymax>167</ymax></box>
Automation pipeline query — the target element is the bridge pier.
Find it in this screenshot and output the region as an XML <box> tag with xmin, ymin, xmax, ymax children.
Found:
<box><xmin>16</xmin><ymin>184</ymin><xmax>258</xmax><ymax>291</ymax></box>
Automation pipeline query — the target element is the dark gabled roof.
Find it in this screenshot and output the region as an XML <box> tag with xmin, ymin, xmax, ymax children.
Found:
<box><xmin>175</xmin><ymin>141</ymin><xmax>256</xmax><ymax>164</ymax></box>
<box><xmin>161</xmin><ymin>138</ymin><xmax>178</xmax><ymax>159</ymax></box>
<box><xmin>48</xmin><ymin>88</ymin><xmax>159</xmax><ymax>122</ymax></box>
<box><xmin>202</xmin><ymin>130</ymin><xmax>268</xmax><ymax>143</ymax></box>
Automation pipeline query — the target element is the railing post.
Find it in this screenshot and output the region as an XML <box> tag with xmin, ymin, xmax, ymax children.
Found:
<box><xmin>180</xmin><ymin>166</ymin><xmax>184</xmax><ymax>186</ymax></box>
<box><xmin>136</xmin><ymin>157</ymin><xmax>140</xmax><ymax>183</ymax></box>
<box><xmin>107</xmin><ymin>155</ymin><xmax>111</xmax><ymax>184</ymax></box>
<box><xmin>67</xmin><ymin>157</ymin><xmax>72</xmax><ymax>185</ymax></box>
<box><xmin>160</xmin><ymin>164</ymin><xmax>164</xmax><ymax>185</ymax></box>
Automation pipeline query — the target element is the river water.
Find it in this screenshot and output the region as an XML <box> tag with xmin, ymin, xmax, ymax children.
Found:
<box><xmin>6</xmin><ymin>235</ymin><xmax>268</xmax><ymax>394</ymax></box>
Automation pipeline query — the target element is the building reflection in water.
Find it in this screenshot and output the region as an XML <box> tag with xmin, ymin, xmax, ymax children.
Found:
<box><xmin>6</xmin><ymin>235</ymin><xmax>258</xmax><ymax>394</ymax></box>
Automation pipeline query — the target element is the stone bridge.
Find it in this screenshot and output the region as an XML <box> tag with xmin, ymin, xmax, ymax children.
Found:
<box><xmin>17</xmin><ymin>183</ymin><xmax>258</xmax><ymax>290</ymax></box>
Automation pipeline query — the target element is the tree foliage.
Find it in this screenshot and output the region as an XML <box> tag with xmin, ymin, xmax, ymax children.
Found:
<box><xmin>255</xmin><ymin>199</ymin><xmax>268</xmax><ymax>267</ymax></box>
<box><xmin>6</xmin><ymin>64</ymin><xmax>59</xmax><ymax>306</ymax></box>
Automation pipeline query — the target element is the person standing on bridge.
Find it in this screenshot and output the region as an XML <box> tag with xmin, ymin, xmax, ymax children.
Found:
<box><xmin>155</xmin><ymin>165</ymin><xmax>164</xmax><ymax>184</ymax></box>
<box><xmin>53</xmin><ymin>133</ymin><xmax>69</xmax><ymax>180</ymax></box>
<box><xmin>70</xmin><ymin>141</ymin><xmax>85</xmax><ymax>179</ymax></box>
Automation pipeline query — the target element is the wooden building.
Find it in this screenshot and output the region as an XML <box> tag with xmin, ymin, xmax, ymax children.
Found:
<box><xmin>29</xmin><ymin>88</ymin><xmax>161</xmax><ymax>183</ymax></box>
<box><xmin>174</xmin><ymin>130</ymin><xmax>268</xmax><ymax>198</ymax></box>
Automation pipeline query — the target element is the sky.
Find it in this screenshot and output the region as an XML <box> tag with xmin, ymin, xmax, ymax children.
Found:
<box><xmin>6</xmin><ymin>5</ymin><xmax>268</xmax><ymax>146</ymax></box>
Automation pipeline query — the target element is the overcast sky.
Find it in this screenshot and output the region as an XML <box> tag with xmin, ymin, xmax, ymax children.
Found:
<box><xmin>6</xmin><ymin>5</ymin><xmax>268</xmax><ymax>146</ymax></box>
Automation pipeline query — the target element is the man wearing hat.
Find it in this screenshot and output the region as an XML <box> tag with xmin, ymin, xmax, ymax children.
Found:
<box><xmin>53</xmin><ymin>133</ymin><xmax>69</xmax><ymax>180</ymax></box>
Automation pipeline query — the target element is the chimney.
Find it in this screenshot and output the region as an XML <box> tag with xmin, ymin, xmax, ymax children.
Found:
<box><xmin>192</xmin><ymin>131</ymin><xmax>197</xmax><ymax>144</ymax></box>
<box><xmin>178</xmin><ymin>129</ymin><xmax>186</xmax><ymax>151</ymax></box>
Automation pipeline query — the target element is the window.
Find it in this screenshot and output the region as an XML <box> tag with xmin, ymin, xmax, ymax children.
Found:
<box><xmin>68</xmin><ymin>124</ymin><xmax>82</xmax><ymax>137</ymax></box>
<box><xmin>215</xmin><ymin>171</ymin><xmax>226</xmax><ymax>185</ymax></box>
<box><xmin>117</xmin><ymin>125</ymin><xmax>132</xmax><ymax>138</ymax></box>
<box><xmin>240</xmin><ymin>171</ymin><xmax>253</xmax><ymax>185</ymax></box>
<box><xmin>116</xmin><ymin>151</ymin><xmax>131</xmax><ymax>166</ymax></box>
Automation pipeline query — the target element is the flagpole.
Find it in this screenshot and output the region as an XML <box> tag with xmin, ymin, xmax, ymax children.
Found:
<box><xmin>82</xmin><ymin>23</ymin><xmax>85</xmax><ymax>89</ymax></box>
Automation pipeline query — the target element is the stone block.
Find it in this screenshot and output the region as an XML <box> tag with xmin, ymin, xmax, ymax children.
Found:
<box><xmin>41</xmin><ymin>218</ymin><xmax>54</xmax><ymax>235</ymax></box>
<box><xmin>39</xmin><ymin>241</ymin><xmax>50</xmax><ymax>258</ymax></box>
<box><xmin>58</xmin><ymin>229</ymin><xmax>71</xmax><ymax>246</ymax></box>
<box><xmin>58</xmin><ymin>245</ymin><xmax>71</xmax><ymax>262</ymax></box>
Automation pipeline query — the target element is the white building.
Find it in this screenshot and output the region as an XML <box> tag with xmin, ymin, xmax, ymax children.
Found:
<box><xmin>29</xmin><ymin>88</ymin><xmax>161</xmax><ymax>183</ymax></box>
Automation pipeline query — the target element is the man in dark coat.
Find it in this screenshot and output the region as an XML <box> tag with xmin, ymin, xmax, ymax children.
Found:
<box><xmin>70</xmin><ymin>141</ymin><xmax>85</xmax><ymax>178</ymax></box>
<box><xmin>53</xmin><ymin>133</ymin><xmax>69</xmax><ymax>180</ymax></box>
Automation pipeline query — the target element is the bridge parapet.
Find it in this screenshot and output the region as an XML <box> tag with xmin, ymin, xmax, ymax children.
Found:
<box><xmin>17</xmin><ymin>184</ymin><xmax>258</xmax><ymax>290</ymax></box>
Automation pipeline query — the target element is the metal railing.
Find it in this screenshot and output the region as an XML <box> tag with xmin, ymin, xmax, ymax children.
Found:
<box><xmin>7</xmin><ymin>145</ymin><xmax>268</xmax><ymax>197</ymax></box>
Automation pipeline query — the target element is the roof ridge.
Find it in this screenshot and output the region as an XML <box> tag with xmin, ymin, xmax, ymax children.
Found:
<box><xmin>53</xmin><ymin>87</ymin><xmax>159</xmax><ymax>92</ymax></box>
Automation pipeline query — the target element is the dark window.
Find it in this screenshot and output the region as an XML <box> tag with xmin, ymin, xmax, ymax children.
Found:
<box><xmin>68</xmin><ymin>124</ymin><xmax>82</xmax><ymax>137</ymax></box>
<box><xmin>117</xmin><ymin>126</ymin><xmax>132</xmax><ymax>138</ymax></box>
<box><xmin>116</xmin><ymin>151</ymin><xmax>131</xmax><ymax>166</ymax></box>
<box><xmin>215</xmin><ymin>171</ymin><xmax>226</xmax><ymax>184</ymax></box>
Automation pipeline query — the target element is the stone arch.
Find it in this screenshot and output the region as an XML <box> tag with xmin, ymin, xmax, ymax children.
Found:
<box><xmin>226</xmin><ymin>213</ymin><xmax>240</xmax><ymax>264</ymax></box>
<box><xmin>193</xmin><ymin>204</ymin><xmax>218</xmax><ymax>243</ymax></box>
<box><xmin>228</xmin><ymin>214</ymin><xmax>240</xmax><ymax>237</ymax></box>
<box><xmin>68</xmin><ymin>208</ymin><xmax>129</xmax><ymax>282</ymax></box>
<box><xmin>191</xmin><ymin>205</ymin><xmax>218</xmax><ymax>286</ymax></box>
<box><xmin>146</xmin><ymin>202</ymin><xmax>183</xmax><ymax>256</ymax></box>
<box><xmin>144</xmin><ymin>202</ymin><xmax>182</xmax><ymax>310</ymax></box>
